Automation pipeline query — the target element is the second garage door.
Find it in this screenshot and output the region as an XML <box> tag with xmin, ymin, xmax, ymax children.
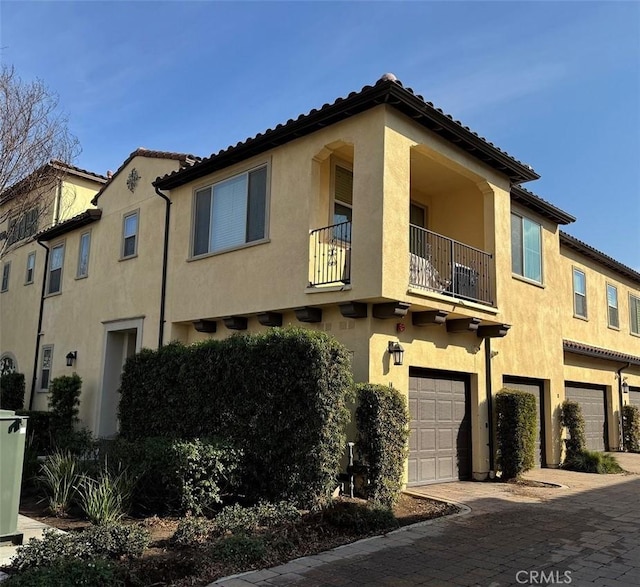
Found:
<box><xmin>503</xmin><ymin>377</ymin><xmax>545</xmax><ymax>467</ymax></box>
<box><xmin>565</xmin><ymin>383</ymin><xmax>607</xmax><ymax>452</ymax></box>
<box><xmin>629</xmin><ymin>387</ymin><xmax>640</xmax><ymax>410</ymax></box>
<box><xmin>408</xmin><ymin>369</ymin><xmax>471</xmax><ymax>485</ymax></box>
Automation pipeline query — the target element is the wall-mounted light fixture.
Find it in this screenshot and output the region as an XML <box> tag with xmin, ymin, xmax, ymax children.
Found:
<box><xmin>622</xmin><ymin>380</ymin><xmax>630</xmax><ymax>395</ymax></box>
<box><xmin>66</xmin><ymin>351</ymin><xmax>77</xmax><ymax>367</ymax></box>
<box><xmin>388</xmin><ymin>341</ymin><xmax>404</xmax><ymax>366</ymax></box>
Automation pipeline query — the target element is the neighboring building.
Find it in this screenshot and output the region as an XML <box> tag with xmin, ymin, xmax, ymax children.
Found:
<box><xmin>1</xmin><ymin>75</ymin><xmax>638</xmax><ymax>485</ymax></box>
<box><xmin>0</xmin><ymin>161</ymin><xmax>107</xmax><ymax>390</ymax></box>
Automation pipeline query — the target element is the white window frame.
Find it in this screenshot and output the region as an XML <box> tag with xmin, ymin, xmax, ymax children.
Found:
<box><xmin>40</xmin><ymin>344</ymin><xmax>54</xmax><ymax>391</ymax></box>
<box><xmin>121</xmin><ymin>210</ymin><xmax>139</xmax><ymax>259</ymax></box>
<box><xmin>25</xmin><ymin>251</ymin><xmax>36</xmax><ymax>285</ymax></box>
<box><xmin>1</xmin><ymin>261</ymin><xmax>10</xmax><ymax>292</ymax></box>
<box><xmin>572</xmin><ymin>267</ymin><xmax>587</xmax><ymax>319</ymax></box>
<box><xmin>606</xmin><ymin>283</ymin><xmax>619</xmax><ymax>329</ymax></box>
<box><xmin>77</xmin><ymin>230</ymin><xmax>92</xmax><ymax>278</ymax></box>
<box><xmin>47</xmin><ymin>242</ymin><xmax>65</xmax><ymax>295</ymax></box>
<box><xmin>0</xmin><ymin>352</ymin><xmax>18</xmax><ymax>376</ymax></box>
<box><xmin>331</xmin><ymin>158</ymin><xmax>353</xmax><ymax>227</ymax></box>
<box><xmin>629</xmin><ymin>294</ymin><xmax>640</xmax><ymax>336</ymax></box>
<box><xmin>511</xmin><ymin>212</ymin><xmax>543</xmax><ymax>284</ymax></box>
<box><xmin>191</xmin><ymin>163</ymin><xmax>270</xmax><ymax>258</ymax></box>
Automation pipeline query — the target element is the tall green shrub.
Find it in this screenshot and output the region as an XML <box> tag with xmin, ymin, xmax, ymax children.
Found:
<box><xmin>0</xmin><ymin>372</ymin><xmax>25</xmax><ymax>410</ymax></box>
<box><xmin>118</xmin><ymin>328</ymin><xmax>353</xmax><ymax>507</ymax></box>
<box><xmin>355</xmin><ymin>383</ymin><xmax>409</xmax><ymax>507</ymax></box>
<box><xmin>109</xmin><ymin>437</ymin><xmax>242</xmax><ymax>515</ymax></box>
<box><xmin>623</xmin><ymin>404</ymin><xmax>640</xmax><ymax>453</ymax></box>
<box><xmin>48</xmin><ymin>374</ymin><xmax>82</xmax><ymax>434</ymax></box>
<box><xmin>560</xmin><ymin>400</ymin><xmax>586</xmax><ymax>461</ymax></box>
<box><xmin>495</xmin><ymin>388</ymin><xmax>537</xmax><ymax>479</ymax></box>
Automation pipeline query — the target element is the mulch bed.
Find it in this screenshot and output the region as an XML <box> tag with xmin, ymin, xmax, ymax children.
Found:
<box><xmin>17</xmin><ymin>490</ymin><xmax>459</xmax><ymax>586</ymax></box>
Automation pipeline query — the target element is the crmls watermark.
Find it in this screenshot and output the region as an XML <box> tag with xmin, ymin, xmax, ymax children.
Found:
<box><xmin>515</xmin><ymin>570</ymin><xmax>572</xmax><ymax>584</ymax></box>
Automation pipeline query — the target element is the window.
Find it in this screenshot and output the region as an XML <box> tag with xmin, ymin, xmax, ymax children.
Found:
<box><xmin>47</xmin><ymin>243</ymin><xmax>64</xmax><ymax>295</ymax></box>
<box><xmin>7</xmin><ymin>207</ymin><xmax>39</xmax><ymax>246</ymax></box>
<box><xmin>0</xmin><ymin>353</ymin><xmax>17</xmax><ymax>376</ymax></box>
<box><xmin>1</xmin><ymin>262</ymin><xmax>10</xmax><ymax>292</ymax></box>
<box><xmin>511</xmin><ymin>213</ymin><xmax>542</xmax><ymax>283</ymax></box>
<box><xmin>193</xmin><ymin>165</ymin><xmax>268</xmax><ymax>256</ymax></box>
<box><xmin>607</xmin><ymin>284</ymin><xmax>619</xmax><ymax>328</ymax></box>
<box><xmin>77</xmin><ymin>231</ymin><xmax>91</xmax><ymax>278</ymax></box>
<box><xmin>122</xmin><ymin>212</ymin><xmax>138</xmax><ymax>258</ymax></box>
<box><xmin>40</xmin><ymin>345</ymin><xmax>53</xmax><ymax>390</ymax></box>
<box><xmin>630</xmin><ymin>294</ymin><xmax>640</xmax><ymax>336</ymax></box>
<box><xmin>25</xmin><ymin>251</ymin><xmax>36</xmax><ymax>284</ymax></box>
<box><xmin>573</xmin><ymin>268</ymin><xmax>587</xmax><ymax>318</ymax></box>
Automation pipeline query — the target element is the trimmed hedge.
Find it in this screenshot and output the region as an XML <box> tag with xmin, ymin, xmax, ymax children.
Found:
<box><xmin>495</xmin><ymin>388</ymin><xmax>537</xmax><ymax>479</ymax></box>
<box><xmin>560</xmin><ymin>400</ymin><xmax>586</xmax><ymax>461</ymax></box>
<box><xmin>108</xmin><ymin>437</ymin><xmax>241</xmax><ymax>515</ymax></box>
<box><xmin>623</xmin><ymin>404</ymin><xmax>640</xmax><ymax>453</ymax></box>
<box><xmin>48</xmin><ymin>374</ymin><xmax>82</xmax><ymax>435</ymax></box>
<box><xmin>0</xmin><ymin>372</ymin><xmax>25</xmax><ymax>410</ymax></box>
<box><xmin>16</xmin><ymin>410</ymin><xmax>54</xmax><ymax>455</ymax></box>
<box><xmin>355</xmin><ymin>383</ymin><xmax>409</xmax><ymax>507</ymax></box>
<box><xmin>118</xmin><ymin>328</ymin><xmax>353</xmax><ymax>507</ymax></box>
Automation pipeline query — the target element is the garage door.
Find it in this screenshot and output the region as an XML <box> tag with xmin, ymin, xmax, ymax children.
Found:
<box><xmin>565</xmin><ymin>384</ymin><xmax>607</xmax><ymax>452</ymax></box>
<box><xmin>408</xmin><ymin>369</ymin><xmax>471</xmax><ymax>485</ymax></box>
<box><xmin>629</xmin><ymin>387</ymin><xmax>640</xmax><ymax>410</ymax></box>
<box><xmin>503</xmin><ymin>377</ymin><xmax>545</xmax><ymax>467</ymax></box>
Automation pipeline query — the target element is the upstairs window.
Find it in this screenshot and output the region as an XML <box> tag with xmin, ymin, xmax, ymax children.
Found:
<box><xmin>122</xmin><ymin>211</ymin><xmax>138</xmax><ymax>259</ymax></box>
<box><xmin>7</xmin><ymin>207</ymin><xmax>39</xmax><ymax>246</ymax></box>
<box><xmin>77</xmin><ymin>231</ymin><xmax>91</xmax><ymax>278</ymax></box>
<box><xmin>25</xmin><ymin>251</ymin><xmax>36</xmax><ymax>284</ymax></box>
<box><xmin>573</xmin><ymin>268</ymin><xmax>587</xmax><ymax>318</ymax></box>
<box><xmin>511</xmin><ymin>213</ymin><xmax>542</xmax><ymax>283</ymax></box>
<box><xmin>47</xmin><ymin>243</ymin><xmax>64</xmax><ymax>295</ymax></box>
<box><xmin>1</xmin><ymin>262</ymin><xmax>10</xmax><ymax>292</ymax></box>
<box><xmin>630</xmin><ymin>294</ymin><xmax>640</xmax><ymax>336</ymax></box>
<box><xmin>193</xmin><ymin>165</ymin><xmax>268</xmax><ymax>256</ymax></box>
<box><xmin>607</xmin><ymin>284</ymin><xmax>619</xmax><ymax>329</ymax></box>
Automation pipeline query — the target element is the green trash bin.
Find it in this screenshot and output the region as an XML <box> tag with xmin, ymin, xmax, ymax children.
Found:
<box><xmin>0</xmin><ymin>410</ymin><xmax>28</xmax><ymax>545</ymax></box>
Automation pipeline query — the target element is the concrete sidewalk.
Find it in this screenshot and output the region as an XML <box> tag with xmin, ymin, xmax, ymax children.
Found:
<box><xmin>0</xmin><ymin>515</ymin><xmax>57</xmax><ymax>568</ymax></box>
<box><xmin>211</xmin><ymin>454</ymin><xmax>640</xmax><ymax>586</ymax></box>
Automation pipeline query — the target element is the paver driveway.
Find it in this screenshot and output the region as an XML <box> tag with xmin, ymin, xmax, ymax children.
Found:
<box><xmin>212</xmin><ymin>459</ymin><xmax>640</xmax><ymax>586</ymax></box>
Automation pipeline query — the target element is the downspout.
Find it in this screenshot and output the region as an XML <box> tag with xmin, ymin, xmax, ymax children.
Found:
<box><xmin>617</xmin><ymin>362</ymin><xmax>631</xmax><ymax>451</ymax></box>
<box><xmin>28</xmin><ymin>240</ymin><xmax>50</xmax><ymax>410</ymax></box>
<box><xmin>154</xmin><ymin>185</ymin><xmax>171</xmax><ymax>348</ymax></box>
<box><xmin>485</xmin><ymin>337</ymin><xmax>495</xmax><ymax>475</ymax></box>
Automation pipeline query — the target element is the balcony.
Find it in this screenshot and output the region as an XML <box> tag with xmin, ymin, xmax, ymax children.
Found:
<box><xmin>309</xmin><ymin>221</ymin><xmax>351</xmax><ymax>287</ymax></box>
<box><xmin>409</xmin><ymin>225</ymin><xmax>494</xmax><ymax>306</ymax></box>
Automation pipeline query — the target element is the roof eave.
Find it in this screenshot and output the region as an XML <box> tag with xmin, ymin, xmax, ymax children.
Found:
<box><xmin>511</xmin><ymin>186</ymin><xmax>576</xmax><ymax>225</ymax></box>
<box><xmin>155</xmin><ymin>80</ymin><xmax>539</xmax><ymax>190</ymax></box>
<box><xmin>36</xmin><ymin>209</ymin><xmax>102</xmax><ymax>242</ymax></box>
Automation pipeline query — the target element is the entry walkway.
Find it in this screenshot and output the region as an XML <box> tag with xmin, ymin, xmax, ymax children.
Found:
<box><xmin>212</xmin><ymin>456</ymin><xmax>640</xmax><ymax>586</ymax></box>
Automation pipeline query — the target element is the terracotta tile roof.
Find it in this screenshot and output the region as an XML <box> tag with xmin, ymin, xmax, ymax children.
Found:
<box><xmin>511</xmin><ymin>185</ymin><xmax>575</xmax><ymax>225</ymax></box>
<box><xmin>563</xmin><ymin>340</ymin><xmax>640</xmax><ymax>366</ymax></box>
<box><xmin>560</xmin><ymin>231</ymin><xmax>640</xmax><ymax>285</ymax></box>
<box><xmin>36</xmin><ymin>208</ymin><xmax>102</xmax><ymax>241</ymax></box>
<box><xmin>91</xmin><ymin>148</ymin><xmax>200</xmax><ymax>205</ymax></box>
<box><xmin>155</xmin><ymin>74</ymin><xmax>540</xmax><ymax>190</ymax></box>
<box><xmin>0</xmin><ymin>160</ymin><xmax>106</xmax><ymax>205</ymax></box>
<box><xmin>49</xmin><ymin>160</ymin><xmax>108</xmax><ymax>183</ymax></box>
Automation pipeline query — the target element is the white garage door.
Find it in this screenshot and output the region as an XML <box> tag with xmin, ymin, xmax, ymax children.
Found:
<box><xmin>408</xmin><ymin>369</ymin><xmax>471</xmax><ymax>485</ymax></box>
<box><xmin>565</xmin><ymin>383</ymin><xmax>607</xmax><ymax>452</ymax></box>
<box><xmin>503</xmin><ymin>377</ymin><xmax>545</xmax><ymax>467</ymax></box>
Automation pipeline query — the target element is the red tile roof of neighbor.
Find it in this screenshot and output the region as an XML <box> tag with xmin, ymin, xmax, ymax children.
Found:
<box><xmin>154</xmin><ymin>73</ymin><xmax>541</xmax><ymax>190</ymax></box>
<box><xmin>36</xmin><ymin>209</ymin><xmax>102</xmax><ymax>241</ymax></box>
<box><xmin>560</xmin><ymin>231</ymin><xmax>640</xmax><ymax>285</ymax></box>
<box><xmin>91</xmin><ymin>148</ymin><xmax>200</xmax><ymax>205</ymax></box>
<box><xmin>563</xmin><ymin>340</ymin><xmax>640</xmax><ymax>366</ymax></box>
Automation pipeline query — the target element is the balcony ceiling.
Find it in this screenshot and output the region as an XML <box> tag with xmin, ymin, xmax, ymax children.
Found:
<box><xmin>410</xmin><ymin>151</ymin><xmax>477</xmax><ymax>195</ymax></box>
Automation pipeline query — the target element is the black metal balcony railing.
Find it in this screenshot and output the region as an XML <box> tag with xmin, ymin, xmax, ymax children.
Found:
<box><xmin>409</xmin><ymin>225</ymin><xmax>494</xmax><ymax>306</ymax></box>
<box><xmin>309</xmin><ymin>221</ymin><xmax>352</xmax><ymax>287</ymax></box>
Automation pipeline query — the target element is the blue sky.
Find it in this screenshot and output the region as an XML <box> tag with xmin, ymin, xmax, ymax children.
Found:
<box><xmin>1</xmin><ymin>1</ymin><xmax>639</xmax><ymax>269</ymax></box>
